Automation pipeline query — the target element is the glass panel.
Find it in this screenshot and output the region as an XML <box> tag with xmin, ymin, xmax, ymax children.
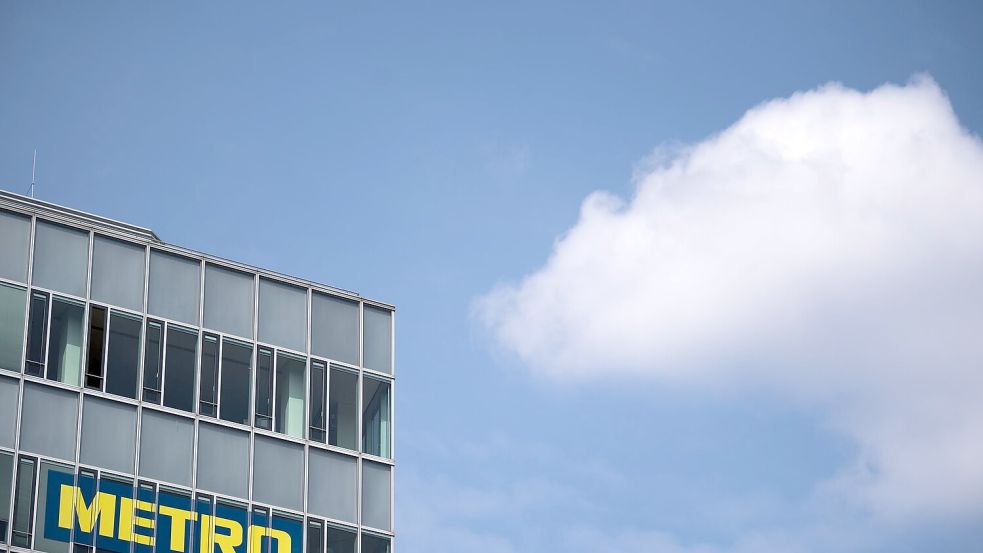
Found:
<box><xmin>361</xmin><ymin>462</ymin><xmax>391</xmax><ymax>531</ymax></box>
<box><xmin>11</xmin><ymin>456</ymin><xmax>35</xmax><ymax>548</ymax></box>
<box><xmin>195</xmin><ymin>423</ymin><xmax>248</xmax><ymax>499</ymax></box>
<box><xmin>307</xmin><ymin>450</ymin><xmax>356</xmax><ymax>523</ymax></box>
<box><xmin>90</xmin><ymin>235</ymin><xmax>146</xmax><ymax>312</ymax></box>
<box><xmin>163</xmin><ymin>326</ymin><xmax>197</xmax><ymax>413</ymax></box>
<box><xmin>325</xmin><ymin>526</ymin><xmax>355</xmax><ymax>553</ymax></box>
<box><xmin>85</xmin><ymin>306</ymin><xmax>107</xmax><ymax>389</ymax></box>
<box><xmin>148</xmin><ymin>250</ymin><xmax>200</xmax><ymax>325</ymax></box>
<box><xmin>258</xmin><ymin>278</ymin><xmax>307</xmax><ymax>353</ymax></box>
<box><xmin>360</xmin><ymin>534</ymin><xmax>390</xmax><ymax>553</ymax></box>
<box><xmin>250</xmin><ymin>508</ymin><xmax>271</xmax><ymax>553</ymax></box>
<box><xmin>0</xmin><ymin>209</ymin><xmax>31</xmax><ymax>283</ymax></box>
<box><xmin>311</xmin><ymin>293</ymin><xmax>358</xmax><ymax>366</ymax></box>
<box><xmin>309</xmin><ymin>361</ymin><xmax>326</xmax><ymax>443</ymax></box>
<box><xmin>142</xmin><ymin>320</ymin><xmax>163</xmax><ymax>403</ymax></box>
<box><xmin>139</xmin><ymin>410</ymin><xmax>194</xmax><ymax>487</ymax></box>
<box><xmin>199</xmin><ymin>334</ymin><xmax>219</xmax><ymax>417</ymax></box>
<box><xmin>79</xmin><ymin>397</ymin><xmax>137</xmax><ymax>474</ymax></box>
<box><xmin>0</xmin><ymin>451</ymin><xmax>12</xmax><ymax>543</ymax></box>
<box><xmin>362</xmin><ymin>378</ymin><xmax>391</xmax><ymax>458</ymax></box>
<box><xmin>106</xmin><ymin>312</ymin><xmax>142</xmax><ymax>399</ymax></box>
<box><xmin>252</xmin><ymin>436</ymin><xmax>304</xmax><ymax>511</ymax></box>
<box><xmin>32</xmin><ymin>221</ymin><xmax>89</xmax><ymax>298</ymax></box>
<box><xmin>307</xmin><ymin>520</ymin><xmax>323</xmax><ymax>553</ymax></box>
<box><xmin>47</xmin><ymin>297</ymin><xmax>84</xmax><ymax>386</ymax></box>
<box><xmin>219</xmin><ymin>339</ymin><xmax>251</xmax><ymax>425</ymax></box>
<box><xmin>19</xmin><ymin>383</ymin><xmax>79</xmax><ymax>462</ymax></box>
<box><xmin>25</xmin><ymin>290</ymin><xmax>48</xmax><ymax>376</ymax></box>
<box><xmin>203</xmin><ymin>265</ymin><xmax>253</xmax><ymax>339</ymax></box>
<box><xmin>72</xmin><ymin>468</ymin><xmax>96</xmax><ymax>551</ymax></box>
<box><xmin>274</xmin><ymin>353</ymin><xmax>306</xmax><ymax>439</ymax></box>
<box><xmin>270</xmin><ymin>513</ymin><xmax>303</xmax><ymax>553</ymax></box>
<box><xmin>0</xmin><ymin>376</ymin><xmax>17</xmax><ymax>448</ymax></box>
<box><xmin>213</xmin><ymin>502</ymin><xmax>248</xmax><ymax>553</ymax></box>
<box><xmin>328</xmin><ymin>367</ymin><xmax>357</xmax><ymax>451</ymax></box>
<box><xmin>0</xmin><ymin>282</ymin><xmax>26</xmax><ymax>372</ymax></box>
<box><xmin>255</xmin><ymin>348</ymin><xmax>273</xmax><ymax>430</ymax></box>
<box><xmin>362</xmin><ymin>306</ymin><xmax>392</xmax><ymax>374</ymax></box>
<box><xmin>34</xmin><ymin>461</ymin><xmax>72</xmax><ymax>553</ymax></box>
<box><xmin>133</xmin><ymin>482</ymin><xmax>156</xmax><ymax>553</ymax></box>
<box><xmin>194</xmin><ymin>495</ymin><xmax>213</xmax><ymax>553</ymax></box>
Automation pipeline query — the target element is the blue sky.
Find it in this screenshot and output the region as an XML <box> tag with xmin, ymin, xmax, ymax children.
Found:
<box><xmin>2</xmin><ymin>2</ymin><xmax>983</xmax><ymax>552</ymax></box>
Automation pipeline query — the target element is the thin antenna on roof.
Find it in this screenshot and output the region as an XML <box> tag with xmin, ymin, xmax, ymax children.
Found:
<box><xmin>30</xmin><ymin>149</ymin><xmax>37</xmax><ymax>198</ymax></box>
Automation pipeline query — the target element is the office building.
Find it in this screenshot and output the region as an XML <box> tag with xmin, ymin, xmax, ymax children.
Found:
<box><xmin>0</xmin><ymin>189</ymin><xmax>395</xmax><ymax>553</ymax></box>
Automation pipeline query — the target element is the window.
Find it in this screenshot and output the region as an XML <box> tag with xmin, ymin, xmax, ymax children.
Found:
<box><xmin>73</xmin><ymin>468</ymin><xmax>97</xmax><ymax>551</ymax></box>
<box><xmin>199</xmin><ymin>334</ymin><xmax>219</xmax><ymax>417</ymax></box>
<box><xmin>148</xmin><ymin>250</ymin><xmax>200</xmax><ymax>325</ymax></box>
<box><xmin>196</xmin><ymin>423</ymin><xmax>249</xmax><ymax>499</ymax></box>
<box><xmin>34</xmin><ymin>461</ymin><xmax>72</xmax><ymax>553</ymax></box>
<box><xmin>361</xmin><ymin>534</ymin><xmax>391</xmax><ymax>553</ymax></box>
<box><xmin>0</xmin><ymin>451</ymin><xmax>12</xmax><ymax>543</ymax></box>
<box><xmin>85</xmin><ymin>306</ymin><xmax>107</xmax><ymax>389</ymax></box>
<box><xmin>219</xmin><ymin>339</ymin><xmax>252</xmax><ymax>425</ymax></box>
<box><xmin>46</xmin><ymin>297</ymin><xmax>84</xmax><ymax>386</ymax></box>
<box><xmin>363</xmin><ymin>306</ymin><xmax>392</xmax><ymax>374</ymax></box>
<box><xmin>139</xmin><ymin>410</ymin><xmax>194</xmax><ymax>487</ymax></box>
<box><xmin>0</xmin><ymin>209</ymin><xmax>31</xmax><ymax>283</ymax></box>
<box><xmin>105</xmin><ymin>312</ymin><xmax>142</xmax><ymax>399</ymax></box>
<box><xmin>311</xmin><ymin>293</ymin><xmax>359</xmax><ymax>366</ymax></box>
<box><xmin>90</xmin><ymin>235</ymin><xmax>146</xmax><ymax>312</ymax></box>
<box><xmin>80</xmin><ymin>397</ymin><xmax>136</xmax><ymax>475</ymax></box>
<box><xmin>309</xmin><ymin>361</ymin><xmax>327</xmax><ymax>443</ymax></box>
<box><xmin>19</xmin><ymin>384</ymin><xmax>79</xmax><ymax>462</ymax></box>
<box><xmin>307</xmin><ymin>520</ymin><xmax>323</xmax><ymax>553</ymax></box>
<box><xmin>326</xmin><ymin>526</ymin><xmax>356</xmax><ymax>553</ymax></box>
<box><xmin>24</xmin><ymin>291</ymin><xmax>48</xmax><ymax>376</ymax></box>
<box><xmin>163</xmin><ymin>326</ymin><xmax>198</xmax><ymax>413</ymax></box>
<box><xmin>362</xmin><ymin>377</ymin><xmax>391</xmax><ymax>458</ymax></box>
<box><xmin>329</xmin><ymin>366</ymin><xmax>358</xmax><ymax>450</ymax></box>
<box><xmin>258</xmin><ymin>278</ymin><xmax>307</xmax><ymax>353</ymax></box>
<box><xmin>32</xmin><ymin>221</ymin><xmax>88</xmax><ymax>298</ymax></box>
<box><xmin>361</xmin><ymin>461</ymin><xmax>392</xmax><ymax>531</ymax></box>
<box><xmin>252</xmin><ymin>436</ymin><xmax>304</xmax><ymax>510</ymax></box>
<box><xmin>0</xmin><ymin>282</ymin><xmax>26</xmax><ymax>373</ymax></box>
<box><xmin>255</xmin><ymin>348</ymin><xmax>273</xmax><ymax>430</ymax></box>
<box><xmin>307</xmin><ymin>450</ymin><xmax>357</xmax><ymax>523</ymax></box>
<box><xmin>203</xmin><ymin>264</ymin><xmax>254</xmax><ymax>339</ymax></box>
<box><xmin>275</xmin><ymin>352</ymin><xmax>306</xmax><ymax>438</ymax></box>
<box><xmin>142</xmin><ymin>320</ymin><xmax>163</xmax><ymax>403</ymax></box>
<box><xmin>156</xmin><ymin>489</ymin><xmax>193</xmax><ymax>553</ymax></box>
<box><xmin>10</xmin><ymin>456</ymin><xmax>35</xmax><ymax>548</ymax></box>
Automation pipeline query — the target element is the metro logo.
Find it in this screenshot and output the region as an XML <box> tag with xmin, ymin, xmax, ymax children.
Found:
<box><xmin>43</xmin><ymin>470</ymin><xmax>302</xmax><ymax>553</ymax></box>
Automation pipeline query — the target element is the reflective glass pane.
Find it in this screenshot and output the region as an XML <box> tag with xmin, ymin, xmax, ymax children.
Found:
<box><xmin>139</xmin><ymin>410</ymin><xmax>193</xmax><ymax>486</ymax></box>
<box><xmin>199</xmin><ymin>334</ymin><xmax>219</xmax><ymax>417</ymax></box>
<box><xmin>311</xmin><ymin>293</ymin><xmax>358</xmax><ymax>365</ymax></box>
<box><xmin>362</xmin><ymin>377</ymin><xmax>391</xmax><ymax>458</ymax></box>
<box><xmin>19</xmin><ymin>383</ymin><xmax>78</xmax><ymax>461</ymax></box>
<box><xmin>163</xmin><ymin>326</ymin><xmax>197</xmax><ymax>413</ymax></box>
<box><xmin>90</xmin><ymin>235</ymin><xmax>146</xmax><ymax>311</ymax></box>
<box><xmin>252</xmin><ymin>436</ymin><xmax>304</xmax><ymax>511</ymax></box>
<box><xmin>309</xmin><ymin>361</ymin><xmax>326</xmax><ymax>443</ymax></box>
<box><xmin>325</xmin><ymin>526</ymin><xmax>355</xmax><ymax>553</ymax></box>
<box><xmin>32</xmin><ymin>221</ymin><xmax>88</xmax><ymax>297</ymax></box>
<box><xmin>0</xmin><ymin>376</ymin><xmax>17</xmax><ymax>448</ymax></box>
<box><xmin>0</xmin><ymin>210</ymin><xmax>30</xmax><ymax>283</ymax></box>
<box><xmin>106</xmin><ymin>312</ymin><xmax>141</xmax><ymax>399</ymax></box>
<box><xmin>360</xmin><ymin>535</ymin><xmax>390</xmax><ymax>553</ymax></box>
<box><xmin>361</xmin><ymin>462</ymin><xmax>391</xmax><ymax>531</ymax></box>
<box><xmin>0</xmin><ymin>282</ymin><xmax>26</xmax><ymax>373</ymax></box>
<box><xmin>80</xmin><ymin>396</ymin><xmax>136</xmax><ymax>474</ymax></box>
<box><xmin>362</xmin><ymin>306</ymin><xmax>392</xmax><ymax>374</ymax></box>
<box><xmin>0</xmin><ymin>452</ymin><xmax>12</xmax><ymax>543</ymax></box>
<box><xmin>148</xmin><ymin>250</ymin><xmax>200</xmax><ymax>325</ymax></box>
<box><xmin>274</xmin><ymin>353</ymin><xmax>305</xmax><ymax>438</ymax></box>
<box><xmin>142</xmin><ymin>320</ymin><xmax>163</xmax><ymax>403</ymax></box>
<box><xmin>34</xmin><ymin>461</ymin><xmax>72</xmax><ymax>553</ymax></box>
<box><xmin>46</xmin><ymin>297</ymin><xmax>84</xmax><ymax>386</ymax></box>
<box><xmin>196</xmin><ymin>423</ymin><xmax>248</xmax><ymax>499</ymax></box>
<box><xmin>307</xmin><ymin>521</ymin><xmax>323</xmax><ymax>553</ymax></box>
<box><xmin>307</xmin><ymin>450</ymin><xmax>356</xmax><ymax>523</ymax></box>
<box><xmin>258</xmin><ymin>278</ymin><xmax>307</xmax><ymax>353</ymax></box>
<box><xmin>24</xmin><ymin>291</ymin><xmax>48</xmax><ymax>376</ymax></box>
<box><xmin>219</xmin><ymin>339</ymin><xmax>251</xmax><ymax>425</ymax></box>
<box><xmin>203</xmin><ymin>265</ymin><xmax>253</xmax><ymax>339</ymax></box>
<box><xmin>255</xmin><ymin>348</ymin><xmax>273</xmax><ymax>430</ymax></box>
<box><xmin>10</xmin><ymin>456</ymin><xmax>35</xmax><ymax>547</ymax></box>
<box><xmin>328</xmin><ymin>367</ymin><xmax>357</xmax><ymax>450</ymax></box>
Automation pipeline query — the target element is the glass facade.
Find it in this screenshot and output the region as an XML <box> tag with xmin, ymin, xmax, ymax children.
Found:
<box><xmin>0</xmin><ymin>196</ymin><xmax>395</xmax><ymax>553</ymax></box>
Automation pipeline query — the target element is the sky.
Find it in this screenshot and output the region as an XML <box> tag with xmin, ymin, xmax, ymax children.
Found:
<box><xmin>2</xmin><ymin>2</ymin><xmax>983</xmax><ymax>552</ymax></box>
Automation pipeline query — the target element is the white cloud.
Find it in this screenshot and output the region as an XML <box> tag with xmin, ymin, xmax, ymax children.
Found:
<box><xmin>477</xmin><ymin>76</ymin><xmax>983</xmax><ymax>520</ymax></box>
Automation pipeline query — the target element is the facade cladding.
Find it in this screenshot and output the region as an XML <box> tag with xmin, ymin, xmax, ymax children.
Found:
<box><xmin>0</xmin><ymin>190</ymin><xmax>394</xmax><ymax>553</ymax></box>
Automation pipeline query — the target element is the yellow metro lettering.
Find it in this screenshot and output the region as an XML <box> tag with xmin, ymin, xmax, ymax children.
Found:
<box><xmin>159</xmin><ymin>505</ymin><xmax>196</xmax><ymax>553</ymax></box>
<box><xmin>57</xmin><ymin>485</ymin><xmax>118</xmax><ymax>537</ymax></box>
<box><xmin>212</xmin><ymin>517</ymin><xmax>244</xmax><ymax>553</ymax></box>
<box><xmin>133</xmin><ymin>499</ymin><xmax>156</xmax><ymax>546</ymax></box>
